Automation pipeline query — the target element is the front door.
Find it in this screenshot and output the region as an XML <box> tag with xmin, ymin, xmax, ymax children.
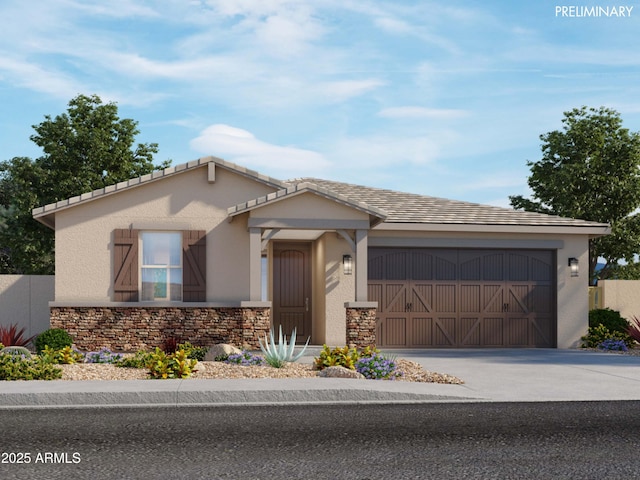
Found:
<box><xmin>273</xmin><ymin>242</ymin><xmax>312</xmax><ymax>343</ymax></box>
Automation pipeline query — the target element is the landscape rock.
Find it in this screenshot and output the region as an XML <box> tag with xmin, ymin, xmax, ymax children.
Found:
<box><xmin>193</xmin><ymin>362</ymin><xmax>206</xmax><ymax>374</ymax></box>
<box><xmin>204</xmin><ymin>344</ymin><xmax>242</xmax><ymax>361</ymax></box>
<box><xmin>317</xmin><ymin>366</ymin><xmax>365</xmax><ymax>379</ymax></box>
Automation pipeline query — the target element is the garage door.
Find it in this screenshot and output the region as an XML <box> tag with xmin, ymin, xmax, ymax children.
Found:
<box><xmin>368</xmin><ymin>248</ymin><xmax>556</xmax><ymax>348</ymax></box>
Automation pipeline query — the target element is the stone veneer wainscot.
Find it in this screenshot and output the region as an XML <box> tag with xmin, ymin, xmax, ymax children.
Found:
<box><xmin>50</xmin><ymin>306</ymin><xmax>271</xmax><ymax>352</ymax></box>
<box><xmin>345</xmin><ymin>304</ymin><xmax>377</xmax><ymax>348</ymax></box>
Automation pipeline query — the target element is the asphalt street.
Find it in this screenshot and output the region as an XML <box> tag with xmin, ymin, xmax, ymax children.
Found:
<box><xmin>2</xmin><ymin>402</ymin><xmax>640</xmax><ymax>479</ymax></box>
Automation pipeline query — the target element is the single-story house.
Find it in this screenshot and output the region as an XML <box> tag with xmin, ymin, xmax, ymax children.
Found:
<box><xmin>33</xmin><ymin>156</ymin><xmax>610</xmax><ymax>350</ymax></box>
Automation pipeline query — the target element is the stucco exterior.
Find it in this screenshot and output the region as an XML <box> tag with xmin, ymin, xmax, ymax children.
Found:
<box><xmin>34</xmin><ymin>157</ymin><xmax>608</xmax><ymax>350</ymax></box>
<box><xmin>54</xmin><ymin>165</ymin><xmax>276</xmax><ymax>303</ymax></box>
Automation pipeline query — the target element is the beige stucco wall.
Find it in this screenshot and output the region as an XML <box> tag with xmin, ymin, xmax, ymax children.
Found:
<box><xmin>249</xmin><ymin>192</ymin><xmax>370</xmax><ymax>222</ymax></box>
<box><xmin>54</xmin><ymin>166</ymin><xmax>276</xmax><ymax>303</ymax></box>
<box><xmin>320</xmin><ymin>233</ymin><xmax>355</xmax><ymax>345</ymax></box>
<box><xmin>555</xmin><ymin>235</ymin><xmax>590</xmax><ymax>348</ymax></box>
<box><xmin>598</xmin><ymin>280</ymin><xmax>640</xmax><ymax>322</ymax></box>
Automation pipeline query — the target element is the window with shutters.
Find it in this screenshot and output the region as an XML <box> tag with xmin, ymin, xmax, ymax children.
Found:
<box><xmin>140</xmin><ymin>232</ymin><xmax>183</xmax><ymax>301</ymax></box>
<box><xmin>114</xmin><ymin>229</ymin><xmax>206</xmax><ymax>303</ymax></box>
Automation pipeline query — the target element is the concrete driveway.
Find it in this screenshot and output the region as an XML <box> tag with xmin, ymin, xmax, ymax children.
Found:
<box><xmin>389</xmin><ymin>348</ymin><xmax>640</xmax><ymax>402</ymax></box>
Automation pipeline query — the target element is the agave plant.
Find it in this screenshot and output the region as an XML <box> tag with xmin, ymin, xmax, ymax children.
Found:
<box><xmin>259</xmin><ymin>326</ymin><xmax>310</xmax><ymax>368</ymax></box>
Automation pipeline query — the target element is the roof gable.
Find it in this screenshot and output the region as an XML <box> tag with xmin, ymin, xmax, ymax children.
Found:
<box><xmin>32</xmin><ymin>157</ymin><xmax>287</xmax><ymax>228</ymax></box>
<box><xmin>228</xmin><ymin>181</ymin><xmax>387</xmax><ymax>226</ymax></box>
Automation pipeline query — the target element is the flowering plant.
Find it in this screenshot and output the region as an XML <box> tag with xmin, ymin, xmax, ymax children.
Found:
<box><xmin>85</xmin><ymin>348</ymin><xmax>123</xmax><ymax>364</ymax></box>
<box><xmin>597</xmin><ymin>339</ymin><xmax>628</xmax><ymax>352</ymax></box>
<box><xmin>225</xmin><ymin>351</ymin><xmax>265</xmax><ymax>366</ymax></box>
<box><xmin>355</xmin><ymin>352</ymin><xmax>403</xmax><ymax>380</ymax></box>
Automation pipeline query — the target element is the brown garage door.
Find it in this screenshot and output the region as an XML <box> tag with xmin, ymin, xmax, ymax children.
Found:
<box><xmin>368</xmin><ymin>248</ymin><xmax>556</xmax><ymax>348</ymax></box>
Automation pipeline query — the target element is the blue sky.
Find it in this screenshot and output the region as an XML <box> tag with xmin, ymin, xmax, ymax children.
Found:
<box><xmin>1</xmin><ymin>1</ymin><xmax>639</xmax><ymax>207</ymax></box>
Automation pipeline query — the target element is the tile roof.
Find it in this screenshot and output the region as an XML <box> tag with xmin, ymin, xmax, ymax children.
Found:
<box><xmin>31</xmin><ymin>156</ymin><xmax>610</xmax><ymax>232</ymax></box>
<box><xmin>285</xmin><ymin>178</ymin><xmax>610</xmax><ymax>228</ymax></box>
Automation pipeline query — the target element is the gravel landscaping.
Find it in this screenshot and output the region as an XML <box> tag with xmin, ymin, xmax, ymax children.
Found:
<box><xmin>58</xmin><ymin>358</ymin><xmax>464</xmax><ymax>384</ymax></box>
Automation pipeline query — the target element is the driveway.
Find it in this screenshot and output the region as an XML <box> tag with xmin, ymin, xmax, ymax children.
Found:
<box><xmin>388</xmin><ymin>348</ymin><xmax>640</xmax><ymax>402</ymax></box>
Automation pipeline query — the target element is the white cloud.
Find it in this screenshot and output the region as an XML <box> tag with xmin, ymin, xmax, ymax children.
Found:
<box><xmin>189</xmin><ymin>124</ymin><xmax>330</xmax><ymax>176</ymax></box>
<box><xmin>64</xmin><ymin>0</ymin><xmax>160</xmax><ymax>19</ymax></box>
<box><xmin>378</xmin><ymin>106</ymin><xmax>470</xmax><ymax>120</ymax></box>
<box><xmin>252</xmin><ymin>9</ymin><xmax>325</xmax><ymax>58</ymax></box>
<box><xmin>318</xmin><ymin>79</ymin><xmax>385</xmax><ymax>102</ymax></box>
<box><xmin>0</xmin><ymin>57</ymin><xmax>83</xmax><ymax>99</ymax></box>
<box><xmin>327</xmin><ymin>130</ymin><xmax>459</xmax><ymax>170</ymax></box>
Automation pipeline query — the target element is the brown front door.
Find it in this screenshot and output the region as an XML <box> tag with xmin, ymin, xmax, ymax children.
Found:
<box><xmin>273</xmin><ymin>242</ymin><xmax>312</xmax><ymax>343</ymax></box>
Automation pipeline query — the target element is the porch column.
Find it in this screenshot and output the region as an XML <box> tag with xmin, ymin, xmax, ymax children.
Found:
<box><xmin>355</xmin><ymin>229</ymin><xmax>368</xmax><ymax>302</ymax></box>
<box><xmin>249</xmin><ymin>227</ymin><xmax>262</xmax><ymax>301</ymax></box>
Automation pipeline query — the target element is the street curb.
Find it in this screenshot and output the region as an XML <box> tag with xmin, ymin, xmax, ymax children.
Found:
<box><xmin>0</xmin><ymin>378</ymin><xmax>480</xmax><ymax>408</ymax></box>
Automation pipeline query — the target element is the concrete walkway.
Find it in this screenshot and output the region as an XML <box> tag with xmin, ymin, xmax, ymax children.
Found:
<box><xmin>1</xmin><ymin>349</ymin><xmax>639</xmax><ymax>408</ymax></box>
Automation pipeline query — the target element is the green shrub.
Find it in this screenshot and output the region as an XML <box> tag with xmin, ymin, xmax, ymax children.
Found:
<box><xmin>581</xmin><ymin>324</ymin><xmax>632</xmax><ymax>348</ymax></box>
<box><xmin>0</xmin><ymin>352</ymin><xmax>62</xmax><ymax>380</ymax></box>
<box><xmin>146</xmin><ymin>347</ymin><xmax>197</xmax><ymax>379</ymax></box>
<box><xmin>41</xmin><ymin>345</ymin><xmax>84</xmax><ymax>364</ymax></box>
<box><xmin>116</xmin><ymin>350</ymin><xmax>154</xmax><ymax>369</ymax></box>
<box><xmin>589</xmin><ymin>309</ymin><xmax>630</xmax><ymax>335</ymax></box>
<box><xmin>585</xmin><ymin>309</ymin><xmax>634</xmax><ymax>347</ymax></box>
<box><xmin>34</xmin><ymin>328</ymin><xmax>73</xmax><ymax>354</ymax></box>
<box><xmin>176</xmin><ymin>342</ymin><xmax>208</xmax><ymax>361</ymax></box>
<box><xmin>314</xmin><ymin>344</ymin><xmax>379</xmax><ymax>371</ymax></box>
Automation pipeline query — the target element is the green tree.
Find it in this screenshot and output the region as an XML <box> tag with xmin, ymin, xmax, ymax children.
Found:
<box><xmin>510</xmin><ymin>106</ymin><xmax>640</xmax><ymax>283</ymax></box>
<box><xmin>0</xmin><ymin>94</ymin><xmax>170</xmax><ymax>274</ymax></box>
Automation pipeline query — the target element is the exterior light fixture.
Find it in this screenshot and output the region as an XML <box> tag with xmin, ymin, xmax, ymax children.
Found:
<box><xmin>568</xmin><ymin>257</ymin><xmax>579</xmax><ymax>277</ymax></box>
<box><xmin>343</xmin><ymin>254</ymin><xmax>353</xmax><ymax>275</ymax></box>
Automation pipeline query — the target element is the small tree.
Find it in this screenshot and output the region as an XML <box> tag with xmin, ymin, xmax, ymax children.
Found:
<box><xmin>510</xmin><ymin>106</ymin><xmax>640</xmax><ymax>282</ymax></box>
<box><xmin>0</xmin><ymin>94</ymin><xmax>170</xmax><ymax>274</ymax></box>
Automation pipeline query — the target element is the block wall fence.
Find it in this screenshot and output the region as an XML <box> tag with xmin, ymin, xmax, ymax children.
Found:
<box><xmin>0</xmin><ymin>275</ymin><xmax>54</xmax><ymax>341</ymax></box>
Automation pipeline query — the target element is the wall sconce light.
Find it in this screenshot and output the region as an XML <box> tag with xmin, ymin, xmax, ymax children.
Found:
<box><xmin>568</xmin><ymin>257</ymin><xmax>579</xmax><ymax>277</ymax></box>
<box><xmin>343</xmin><ymin>254</ymin><xmax>353</xmax><ymax>275</ymax></box>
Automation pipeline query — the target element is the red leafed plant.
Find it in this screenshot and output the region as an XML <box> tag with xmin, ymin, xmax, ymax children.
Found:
<box><xmin>161</xmin><ymin>336</ymin><xmax>181</xmax><ymax>354</ymax></box>
<box><xmin>626</xmin><ymin>316</ymin><xmax>640</xmax><ymax>344</ymax></box>
<box><xmin>0</xmin><ymin>324</ymin><xmax>35</xmax><ymax>347</ymax></box>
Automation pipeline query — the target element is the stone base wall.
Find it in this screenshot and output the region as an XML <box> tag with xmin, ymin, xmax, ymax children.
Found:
<box><xmin>345</xmin><ymin>307</ymin><xmax>377</xmax><ymax>348</ymax></box>
<box><xmin>50</xmin><ymin>307</ymin><xmax>271</xmax><ymax>352</ymax></box>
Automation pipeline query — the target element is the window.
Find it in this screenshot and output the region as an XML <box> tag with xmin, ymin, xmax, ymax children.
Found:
<box><xmin>114</xmin><ymin>229</ymin><xmax>205</xmax><ymax>302</ymax></box>
<box><xmin>140</xmin><ymin>232</ymin><xmax>182</xmax><ymax>301</ymax></box>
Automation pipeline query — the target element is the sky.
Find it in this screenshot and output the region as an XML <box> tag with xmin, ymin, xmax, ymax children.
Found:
<box><xmin>1</xmin><ymin>1</ymin><xmax>640</xmax><ymax>208</ymax></box>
